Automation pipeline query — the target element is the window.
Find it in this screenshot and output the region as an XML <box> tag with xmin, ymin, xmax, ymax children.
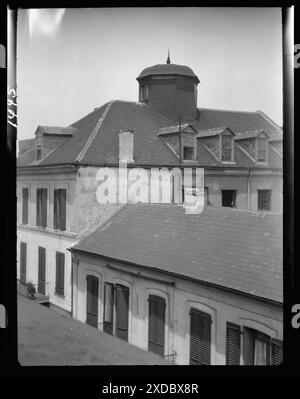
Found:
<box><xmin>36</xmin><ymin>145</ymin><xmax>42</xmax><ymax>160</ymax></box>
<box><xmin>22</xmin><ymin>188</ymin><xmax>29</xmax><ymax>224</ymax></box>
<box><xmin>54</xmin><ymin>189</ymin><xmax>67</xmax><ymax>231</ymax></box>
<box><xmin>148</xmin><ymin>295</ymin><xmax>166</xmax><ymax>357</ymax></box>
<box><xmin>189</xmin><ymin>308</ymin><xmax>211</xmax><ymax>365</ymax></box>
<box><xmin>257</xmin><ymin>137</ymin><xmax>267</xmax><ymax>162</ymax></box>
<box><xmin>257</xmin><ymin>189</ymin><xmax>271</xmax><ymax>211</ymax></box>
<box><xmin>103</xmin><ymin>283</ymin><xmax>114</xmax><ymax>335</ymax></box>
<box><xmin>103</xmin><ymin>283</ymin><xmax>129</xmax><ymax>341</ymax></box>
<box><xmin>243</xmin><ymin>327</ymin><xmax>282</xmax><ymax>365</ymax></box>
<box><xmin>20</xmin><ymin>242</ymin><xmax>27</xmax><ymax>283</ymax></box>
<box><xmin>183</xmin><ymin>146</ymin><xmax>194</xmax><ymax>161</ymax></box>
<box><xmin>226</xmin><ymin>322</ymin><xmax>241</xmax><ymax>365</ymax></box>
<box><xmin>140</xmin><ymin>85</ymin><xmax>149</xmax><ymax>102</ymax></box>
<box><xmin>36</xmin><ymin>188</ymin><xmax>47</xmax><ymax>228</ymax></box>
<box><xmin>55</xmin><ymin>252</ymin><xmax>65</xmax><ymax>296</ymax></box>
<box><xmin>221</xmin><ymin>134</ymin><xmax>233</xmax><ymax>161</ymax></box>
<box><xmin>222</xmin><ymin>190</ymin><xmax>236</xmax><ymax>208</ymax></box>
<box><xmin>38</xmin><ymin>247</ymin><xmax>46</xmax><ymax>295</ymax></box>
<box><xmin>86</xmin><ymin>275</ymin><xmax>99</xmax><ymax>328</ymax></box>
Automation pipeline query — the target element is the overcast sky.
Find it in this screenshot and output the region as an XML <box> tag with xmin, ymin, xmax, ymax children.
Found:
<box><xmin>16</xmin><ymin>7</ymin><xmax>283</xmax><ymax>142</ymax></box>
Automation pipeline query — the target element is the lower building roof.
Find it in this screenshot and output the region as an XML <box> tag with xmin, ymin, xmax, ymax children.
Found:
<box><xmin>72</xmin><ymin>204</ymin><xmax>283</xmax><ymax>304</ymax></box>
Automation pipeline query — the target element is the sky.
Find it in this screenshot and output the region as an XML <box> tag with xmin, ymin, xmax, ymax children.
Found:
<box><xmin>16</xmin><ymin>7</ymin><xmax>283</xmax><ymax>143</ymax></box>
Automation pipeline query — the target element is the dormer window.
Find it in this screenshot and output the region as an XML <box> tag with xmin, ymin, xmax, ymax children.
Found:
<box><xmin>221</xmin><ymin>134</ymin><xmax>233</xmax><ymax>162</ymax></box>
<box><xmin>140</xmin><ymin>84</ymin><xmax>149</xmax><ymax>102</ymax></box>
<box><xmin>257</xmin><ymin>136</ymin><xmax>267</xmax><ymax>162</ymax></box>
<box><xmin>183</xmin><ymin>146</ymin><xmax>194</xmax><ymax>161</ymax></box>
<box><xmin>36</xmin><ymin>144</ymin><xmax>42</xmax><ymax>160</ymax></box>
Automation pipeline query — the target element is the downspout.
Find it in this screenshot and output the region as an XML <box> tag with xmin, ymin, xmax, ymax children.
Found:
<box><xmin>247</xmin><ymin>169</ymin><xmax>253</xmax><ymax>210</ymax></box>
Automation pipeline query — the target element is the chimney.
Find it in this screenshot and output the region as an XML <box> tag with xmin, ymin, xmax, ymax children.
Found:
<box><xmin>119</xmin><ymin>130</ymin><xmax>134</xmax><ymax>163</ymax></box>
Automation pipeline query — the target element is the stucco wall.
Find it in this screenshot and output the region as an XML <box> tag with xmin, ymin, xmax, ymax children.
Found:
<box><xmin>73</xmin><ymin>253</ymin><xmax>283</xmax><ymax>365</ymax></box>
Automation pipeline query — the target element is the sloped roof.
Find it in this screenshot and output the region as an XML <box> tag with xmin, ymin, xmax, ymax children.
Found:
<box><xmin>137</xmin><ymin>63</ymin><xmax>200</xmax><ymax>83</ymax></box>
<box><xmin>197</xmin><ymin>127</ymin><xmax>232</xmax><ymax>138</ymax></box>
<box><xmin>157</xmin><ymin>123</ymin><xmax>195</xmax><ymax>136</ymax></box>
<box><xmin>17</xmin><ymin>102</ymin><xmax>282</xmax><ymax>169</ymax></box>
<box><xmin>72</xmin><ymin>204</ymin><xmax>283</xmax><ymax>303</ymax></box>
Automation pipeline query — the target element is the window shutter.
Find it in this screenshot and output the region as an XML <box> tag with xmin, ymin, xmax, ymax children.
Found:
<box><xmin>190</xmin><ymin>308</ymin><xmax>211</xmax><ymax>365</ymax></box>
<box><xmin>271</xmin><ymin>339</ymin><xmax>283</xmax><ymax>365</ymax></box>
<box><xmin>86</xmin><ymin>276</ymin><xmax>99</xmax><ymax>328</ymax></box>
<box><xmin>20</xmin><ymin>242</ymin><xmax>27</xmax><ymax>283</ymax></box>
<box><xmin>60</xmin><ymin>189</ymin><xmax>66</xmax><ymax>231</ymax></box>
<box><xmin>55</xmin><ymin>252</ymin><xmax>64</xmax><ymax>295</ymax></box>
<box><xmin>53</xmin><ymin>190</ymin><xmax>59</xmax><ymax>230</ymax></box>
<box><xmin>22</xmin><ymin>188</ymin><xmax>28</xmax><ymax>224</ymax></box>
<box><xmin>226</xmin><ymin>322</ymin><xmax>241</xmax><ymax>365</ymax></box>
<box><xmin>36</xmin><ymin>189</ymin><xmax>41</xmax><ymax>226</ymax></box>
<box><xmin>41</xmin><ymin>189</ymin><xmax>47</xmax><ymax>228</ymax></box>
<box><xmin>38</xmin><ymin>246</ymin><xmax>46</xmax><ymax>295</ymax></box>
<box><xmin>115</xmin><ymin>284</ymin><xmax>129</xmax><ymax>341</ymax></box>
<box><xmin>148</xmin><ymin>295</ymin><xmax>166</xmax><ymax>357</ymax></box>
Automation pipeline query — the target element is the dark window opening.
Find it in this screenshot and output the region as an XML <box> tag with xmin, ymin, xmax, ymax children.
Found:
<box><xmin>222</xmin><ymin>190</ymin><xmax>236</xmax><ymax>208</ymax></box>
<box><xmin>257</xmin><ymin>189</ymin><xmax>271</xmax><ymax>211</ymax></box>
<box><xmin>38</xmin><ymin>247</ymin><xmax>46</xmax><ymax>295</ymax></box>
<box><xmin>36</xmin><ymin>145</ymin><xmax>42</xmax><ymax>160</ymax></box>
<box><xmin>54</xmin><ymin>188</ymin><xmax>67</xmax><ymax>231</ymax></box>
<box><xmin>36</xmin><ymin>188</ymin><xmax>47</xmax><ymax>228</ymax></box>
<box><xmin>22</xmin><ymin>188</ymin><xmax>29</xmax><ymax>224</ymax></box>
<box><xmin>183</xmin><ymin>146</ymin><xmax>194</xmax><ymax>161</ymax></box>
<box><xmin>140</xmin><ymin>85</ymin><xmax>149</xmax><ymax>102</ymax></box>
<box><xmin>86</xmin><ymin>275</ymin><xmax>99</xmax><ymax>328</ymax></box>
<box><xmin>20</xmin><ymin>242</ymin><xmax>27</xmax><ymax>283</ymax></box>
<box><xmin>226</xmin><ymin>322</ymin><xmax>241</xmax><ymax>365</ymax></box>
<box><xmin>103</xmin><ymin>283</ymin><xmax>114</xmax><ymax>335</ymax></box>
<box><xmin>55</xmin><ymin>252</ymin><xmax>65</xmax><ymax>296</ymax></box>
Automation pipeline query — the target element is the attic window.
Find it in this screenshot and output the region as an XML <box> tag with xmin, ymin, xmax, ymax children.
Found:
<box><xmin>257</xmin><ymin>137</ymin><xmax>267</xmax><ymax>162</ymax></box>
<box><xmin>140</xmin><ymin>85</ymin><xmax>149</xmax><ymax>102</ymax></box>
<box><xmin>221</xmin><ymin>134</ymin><xmax>233</xmax><ymax>162</ymax></box>
<box><xmin>183</xmin><ymin>146</ymin><xmax>194</xmax><ymax>161</ymax></box>
<box><xmin>36</xmin><ymin>145</ymin><xmax>42</xmax><ymax>160</ymax></box>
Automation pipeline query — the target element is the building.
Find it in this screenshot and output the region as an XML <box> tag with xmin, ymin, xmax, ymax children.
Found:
<box><xmin>70</xmin><ymin>204</ymin><xmax>283</xmax><ymax>365</ymax></box>
<box><xmin>17</xmin><ymin>57</ymin><xmax>283</xmax><ymax>314</ymax></box>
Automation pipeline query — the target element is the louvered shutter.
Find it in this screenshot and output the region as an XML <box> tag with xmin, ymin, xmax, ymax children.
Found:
<box><xmin>60</xmin><ymin>189</ymin><xmax>66</xmax><ymax>231</ymax></box>
<box><xmin>115</xmin><ymin>284</ymin><xmax>129</xmax><ymax>341</ymax></box>
<box><xmin>53</xmin><ymin>190</ymin><xmax>59</xmax><ymax>230</ymax></box>
<box><xmin>41</xmin><ymin>189</ymin><xmax>47</xmax><ymax>228</ymax></box>
<box><xmin>36</xmin><ymin>189</ymin><xmax>41</xmax><ymax>226</ymax></box>
<box><xmin>271</xmin><ymin>339</ymin><xmax>283</xmax><ymax>365</ymax></box>
<box><xmin>20</xmin><ymin>242</ymin><xmax>27</xmax><ymax>283</ymax></box>
<box><xmin>189</xmin><ymin>308</ymin><xmax>211</xmax><ymax>365</ymax></box>
<box><xmin>38</xmin><ymin>246</ymin><xmax>46</xmax><ymax>295</ymax></box>
<box><xmin>55</xmin><ymin>252</ymin><xmax>65</xmax><ymax>295</ymax></box>
<box><xmin>22</xmin><ymin>188</ymin><xmax>28</xmax><ymax>224</ymax></box>
<box><xmin>148</xmin><ymin>295</ymin><xmax>166</xmax><ymax>357</ymax></box>
<box><xmin>226</xmin><ymin>322</ymin><xmax>241</xmax><ymax>365</ymax></box>
<box><xmin>86</xmin><ymin>275</ymin><xmax>99</xmax><ymax>328</ymax></box>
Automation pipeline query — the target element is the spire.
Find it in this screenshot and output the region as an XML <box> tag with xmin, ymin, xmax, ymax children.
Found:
<box><xmin>166</xmin><ymin>48</ymin><xmax>171</xmax><ymax>64</ymax></box>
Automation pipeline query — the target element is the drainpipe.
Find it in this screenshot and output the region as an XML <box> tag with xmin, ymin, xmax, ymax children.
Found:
<box><xmin>247</xmin><ymin>169</ymin><xmax>253</xmax><ymax>210</ymax></box>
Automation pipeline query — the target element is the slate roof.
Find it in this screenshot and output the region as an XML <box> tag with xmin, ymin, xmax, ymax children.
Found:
<box><xmin>234</xmin><ymin>130</ymin><xmax>268</xmax><ymax>140</ymax></box>
<box><xmin>137</xmin><ymin>63</ymin><xmax>200</xmax><ymax>83</ymax></box>
<box><xmin>197</xmin><ymin>127</ymin><xmax>230</xmax><ymax>138</ymax></box>
<box><xmin>157</xmin><ymin>123</ymin><xmax>190</xmax><ymax>135</ymax></box>
<box><xmin>72</xmin><ymin>204</ymin><xmax>283</xmax><ymax>303</ymax></box>
<box><xmin>17</xmin><ymin>101</ymin><xmax>282</xmax><ymax>169</ymax></box>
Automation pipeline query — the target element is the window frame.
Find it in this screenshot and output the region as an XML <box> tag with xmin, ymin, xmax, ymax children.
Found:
<box><xmin>53</xmin><ymin>188</ymin><xmax>67</xmax><ymax>231</ymax></box>
<box><xmin>256</xmin><ymin>135</ymin><xmax>268</xmax><ymax>163</ymax></box>
<box><xmin>221</xmin><ymin>133</ymin><xmax>234</xmax><ymax>162</ymax></box>
<box><xmin>55</xmin><ymin>251</ymin><xmax>65</xmax><ymax>296</ymax></box>
<box><xmin>36</xmin><ymin>144</ymin><xmax>42</xmax><ymax>160</ymax></box>
<box><xmin>257</xmin><ymin>189</ymin><xmax>271</xmax><ymax>211</ymax></box>
<box><xmin>22</xmin><ymin>187</ymin><xmax>29</xmax><ymax>224</ymax></box>
<box><xmin>36</xmin><ymin>188</ymin><xmax>48</xmax><ymax>228</ymax></box>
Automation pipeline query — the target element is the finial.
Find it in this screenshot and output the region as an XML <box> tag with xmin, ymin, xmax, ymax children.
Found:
<box><xmin>166</xmin><ymin>48</ymin><xmax>170</xmax><ymax>64</ymax></box>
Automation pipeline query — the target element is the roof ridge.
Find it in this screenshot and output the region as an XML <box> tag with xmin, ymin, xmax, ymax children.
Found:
<box><xmin>256</xmin><ymin>110</ymin><xmax>282</xmax><ymax>131</ymax></box>
<box><xmin>75</xmin><ymin>101</ymin><xmax>115</xmax><ymax>164</ymax></box>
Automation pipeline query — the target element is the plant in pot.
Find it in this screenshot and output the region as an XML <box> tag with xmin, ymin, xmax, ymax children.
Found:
<box><xmin>27</xmin><ymin>282</ymin><xmax>36</xmax><ymax>299</ymax></box>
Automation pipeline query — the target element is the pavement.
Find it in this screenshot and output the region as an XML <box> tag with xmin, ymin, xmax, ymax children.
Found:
<box><xmin>17</xmin><ymin>294</ymin><xmax>169</xmax><ymax>366</ymax></box>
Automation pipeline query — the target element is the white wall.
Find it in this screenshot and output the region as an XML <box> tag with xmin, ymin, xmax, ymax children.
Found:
<box><xmin>73</xmin><ymin>253</ymin><xmax>283</xmax><ymax>365</ymax></box>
